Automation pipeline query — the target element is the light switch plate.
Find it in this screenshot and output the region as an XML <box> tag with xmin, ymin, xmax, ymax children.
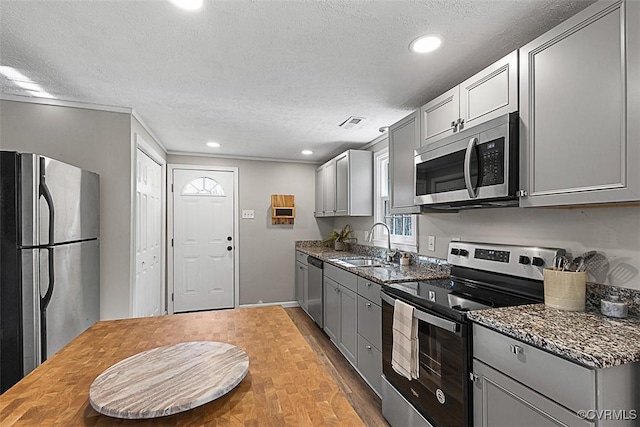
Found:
<box><xmin>428</xmin><ymin>236</ymin><xmax>436</xmax><ymax>251</ymax></box>
<box><xmin>242</xmin><ymin>210</ymin><xmax>255</xmax><ymax>219</ymax></box>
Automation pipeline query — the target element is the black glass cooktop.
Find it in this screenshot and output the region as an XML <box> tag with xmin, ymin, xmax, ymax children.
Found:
<box><xmin>383</xmin><ymin>269</ymin><xmax>543</xmax><ymax>323</ymax></box>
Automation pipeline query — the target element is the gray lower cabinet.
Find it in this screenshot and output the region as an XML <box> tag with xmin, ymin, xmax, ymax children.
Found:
<box><xmin>323</xmin><ymin>276</ymin><xmax>357</xmax><ymax>365</ymax></box>
<box><xmin>356</xmin><ymin>276</ymin><xmax>383</xmax><ymax>396</ymax></box>
<box><xmin>473</xmin><ymin>360</ymin><xmax>593</xmax><ymax>427</ymax></box>
<box><xmin>338</xmin><ymin>285</ymin><xmax>357</xmax><ymax>365</ymax></box>
<box><xmin>357</xmin><ymin>295</ymin><xmax>381</xmax><ymax>349</ymax></box>
<box><xmin>295</xmin><ymin>251</ymin><xmax>308</xmax><ymax>313</ymax></box>
<box><xmin>357</xmin><ymin>335</ymin><xmax>382</xmax><ymax>397</ymax></box>
<box><xmin>323</xmin><ymin>266</ymin><xmax>383</xmax><ymax>396</ymax></box>
<box><xmin>324</xmin><ymin>277</ymin><xmax>340</xmax><ymax>344</ymax></box>
<box><xmin>519</xmin><ymin>0</ymin><xmax>640</xmax><ymax>207</ymax></box>
<box><xmin>472</xmin><ymin>324</ymin><xmax>640</xmax><ymax>427</ymax></box>
<box><xmin>324</xmin><ymin>272</ymin><xmax>357</xmax><ymax>365</ymax></box>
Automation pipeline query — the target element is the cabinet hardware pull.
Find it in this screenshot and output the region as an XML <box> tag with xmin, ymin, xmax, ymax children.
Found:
<box><xmin>470</xmin><ymin>373</ymin><xmax>479</xmax><ymax>382</ymax></box>
<box><xmin>451</xmin><ymin>120</ymin><xmax>458</xmax><ymax>132</ymax></box>
<box><xmin>366</xmin><ymin>345</ymin><xmax>372</xmax><ymax>350</ymax></box>
<box><xmin>510</xmin><ymin>344</ymin><xmax>523</xmax><ymax>355</ymax></box>
<box><xmin>366</xmin><ymin>302</ymin><xmax>371</xmax><ymax>307</ymax></box>
<box><xmin>366</xmin><ymin>282</ymin><xmax>371</xmax><ymax>287</ymax></box>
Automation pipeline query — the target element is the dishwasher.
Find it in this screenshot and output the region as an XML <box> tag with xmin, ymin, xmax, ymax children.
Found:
<box><xmin>307</xmin><ymin>256</ymin><xmax>324</xmax><ymax>328</ymax></box>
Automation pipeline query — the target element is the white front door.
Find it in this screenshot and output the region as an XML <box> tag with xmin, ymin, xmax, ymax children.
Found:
<box><xmin>134</xmin><ymin>148</ymin><xmax>162</xmax><ymax>317</ymax></box>
<box><xmin>172</xmin><ymin>169</ymin><xmax>235</xmax><ymax>312</ymax></box>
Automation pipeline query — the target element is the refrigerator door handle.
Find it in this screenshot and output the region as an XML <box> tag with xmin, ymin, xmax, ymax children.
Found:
<box><xmin>39</xmin><ymin>162</ymin><xmax>55</xmax><ymax>245</ymax></box>
<box><xmin>39</xmin><ymin>248</ymin><xmax>55</xmax><ymax>362</ymax></box>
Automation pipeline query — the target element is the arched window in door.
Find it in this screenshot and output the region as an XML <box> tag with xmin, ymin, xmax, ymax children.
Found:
<box><xmin>181</xmin><ymin>177</ymin><xmax>225</xmax><ymax>196</ymax></box>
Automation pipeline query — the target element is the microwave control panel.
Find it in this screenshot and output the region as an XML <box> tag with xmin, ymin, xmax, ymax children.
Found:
<box><xmin>479</xmin><ymin>138</ymin><xmax>504</xmax><ymax>186</ymax></box>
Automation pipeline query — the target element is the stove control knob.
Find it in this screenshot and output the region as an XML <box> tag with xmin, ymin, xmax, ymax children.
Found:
<box><xmin>459</xmin><ymin>249</ymin><xmax>469</xmax><ymax>257</ymax></box>
<box><xmin>519</xmin><ymin>255</ymin><xmax>531</xmax><ymax>265</ymax></box>
<box><xmin>450</xmin><ymin>248</ymin><xmax>460</xmax><ymax>255</ymax></box>
<box><xmin>532</xmin><ymin>257</ymin><xmax>545</xmax><ymax>267</ymax></box>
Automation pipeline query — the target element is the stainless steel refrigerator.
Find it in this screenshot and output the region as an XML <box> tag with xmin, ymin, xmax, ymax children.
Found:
<box><xmin>0</xmin><ymin>151</ymin><xmax>100</xmax><ymax>393</ymax></box>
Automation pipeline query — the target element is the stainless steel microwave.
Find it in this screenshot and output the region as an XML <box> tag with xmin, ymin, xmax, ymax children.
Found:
<box><xmin>414</xmin><ymin>112</ymin><xmax>519</xmax><ymax>210</ymax></box>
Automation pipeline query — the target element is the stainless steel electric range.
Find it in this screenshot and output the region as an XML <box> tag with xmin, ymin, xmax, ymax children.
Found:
<box><xmin>381</xmin><ymin>241</ymin><xmax>566</xmax><ymax>427</ymax></box>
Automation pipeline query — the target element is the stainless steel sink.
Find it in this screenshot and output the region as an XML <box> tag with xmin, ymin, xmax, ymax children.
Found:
<box><xmin>329</xmin><ymin>257</ymin><xmax>388</xmax><ymax>268</ymax></box>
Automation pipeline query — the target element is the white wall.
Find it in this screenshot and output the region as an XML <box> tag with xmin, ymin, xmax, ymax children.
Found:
<box><xmin>334</xmin><ymin>138</ymin><xmax>640</xmax><ymax>290</ymax></box>
<box><xmin>0</xmin><ymin>99</ymin><xmax>134</xmax><ymax>319</ymax></box>
<box><xmin>166</xmin><ymin>154</ymin><xmax>332</xmax><ymax>304</ymax></box>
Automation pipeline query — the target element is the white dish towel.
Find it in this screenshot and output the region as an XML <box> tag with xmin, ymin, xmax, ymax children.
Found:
<box><xmin>391</xmin><ymin>299</ymin><xmax>419</xmax><ymax>380</ymax></box>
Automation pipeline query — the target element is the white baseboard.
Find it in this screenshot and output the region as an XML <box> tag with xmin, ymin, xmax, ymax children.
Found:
<box><xmin>238</xmin><ymin>300</ymin><xmax>300</xmax><ymax>309</ymax></box>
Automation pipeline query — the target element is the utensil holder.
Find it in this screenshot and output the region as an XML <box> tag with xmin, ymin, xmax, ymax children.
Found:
<box><xmin>543</xmin><ymin>268</ymin><xmax>587</xmax><ymax>311</ymax></box>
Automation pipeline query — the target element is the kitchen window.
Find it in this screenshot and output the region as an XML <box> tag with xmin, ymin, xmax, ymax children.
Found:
<box><xmin>374</xmin><ymin>148</ymin><xmax>418</xmax><ymax>252</ymax></box>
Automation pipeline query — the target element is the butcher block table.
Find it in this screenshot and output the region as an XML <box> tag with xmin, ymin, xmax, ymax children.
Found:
<box><xmin>0</xmin><ymin>306</ymin><xmax>364</xmax><ymax>426</ymax></box>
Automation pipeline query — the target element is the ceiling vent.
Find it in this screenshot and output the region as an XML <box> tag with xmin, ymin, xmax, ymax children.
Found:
<box><xmin>339</xmin><ymin>116</ymin><xmax>366</xmax><ymax>130</ymax></box>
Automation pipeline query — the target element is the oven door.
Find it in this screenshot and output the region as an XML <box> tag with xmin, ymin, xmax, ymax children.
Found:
<box><xmin>381</xmin><ymin>292</ymin><xmax>470</xmax><ymax>427</ymax></box>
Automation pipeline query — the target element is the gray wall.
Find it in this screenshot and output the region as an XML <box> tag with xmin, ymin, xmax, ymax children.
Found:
<box><xmin>167</xmin><ymin>154</ymin><xmax>332</xmax><ymax>304</ymax></box>
<box><xmin>334</xmin><ymin>138</ymin><xmax>640</xmax><ymax>290</ymax></box>
<box><xmin>0</xmin><ymin>99</ymin><xmax>134</xmax><ymax>319</ymax></box>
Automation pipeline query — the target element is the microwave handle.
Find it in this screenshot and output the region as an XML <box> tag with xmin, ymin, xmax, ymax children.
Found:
<box><xmin>381</xmin><ymin>292</ymin><xmax>459</xmax><ymax>333</ymax></box>
<box><xmin>464</xmin><ymin>137</ymin><xmax>479</xmax><ymax>198</ymax></box>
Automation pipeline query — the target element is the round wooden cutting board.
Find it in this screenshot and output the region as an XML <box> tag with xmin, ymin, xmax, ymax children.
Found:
<box><xmin>89</xmin><ymin>341</ymin><xmax>249</xmax><ymax>419</ymax></box>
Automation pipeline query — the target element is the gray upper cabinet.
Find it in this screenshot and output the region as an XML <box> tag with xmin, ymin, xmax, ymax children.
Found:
<box><xmin>323</xmin><ymin>159</ymin><xmax>336</xmax><ymax>216</ymax></box>
<box><xmin>314</xmin><ymin>150</ymin><xmax>373</xmax><ymax>217</ymax></box>
<box><xmin>420</xmin><ymin>50</ymin><xmax>518</xmax><ymax>147</ymax></box>
<box><xmin>314</xmin><ymin>165</ymin><xmax>324</xmax><ymax>217</ymax></box>
<box><xmin>420</xmin><ymin>86</ymin><xmax>460</xmax><ymax>145</ymax></box>
<box><xmin>335</xmin><ymin>153</ymin><xmax>349</xmax><ymax>216</ymax></box>
<box><xmin>519</xmin><ymin>0</ymin><xmax>640</xmax><ymax>207</ymax></box>
<box><xmin>460</xmin><ymin>51</ymin><xmax>518</xmax><ymax>130</ymax></box>
<box><xmin>388</xmin><ymin>111</ymin><xmax>421</xmax><ymax>214</ymax></box>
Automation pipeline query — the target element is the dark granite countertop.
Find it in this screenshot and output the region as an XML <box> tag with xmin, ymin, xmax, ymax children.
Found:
<box><xmin>295</xmin><ymin>243</ymin><xmax>450</xmax><ymax>285</ymax></box>
<box><xmin>468</xmin><ymin>304</ymin><xmax>640</xmax><ymax>369</ymax></box>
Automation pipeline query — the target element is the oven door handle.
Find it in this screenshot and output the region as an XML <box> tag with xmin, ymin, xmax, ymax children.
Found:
<box><xmin>381</xmin><ymin>292</ymin><xmax>459</xmax><ymax>334</ymax></box>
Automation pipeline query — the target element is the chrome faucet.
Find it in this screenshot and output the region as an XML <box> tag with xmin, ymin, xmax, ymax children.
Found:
<box><xmin>367</xmin><ymin>222</ymin><xmax>397</xmax><ymax>262</ymax></box>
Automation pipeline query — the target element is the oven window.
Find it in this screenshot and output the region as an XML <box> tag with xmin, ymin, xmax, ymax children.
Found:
<box><xmin>416</xmin><ymin>149</ymin><xmax>478</xmax><ymax>196</ymax></box>
<box><xmin>416</xmin><ymin>321</ymin><xmax>465</xmax><ymax>411</ymax></box>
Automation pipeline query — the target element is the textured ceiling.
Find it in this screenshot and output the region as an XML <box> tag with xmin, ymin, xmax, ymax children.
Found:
<box><xmin>0</xmin><ymin>0</ymin><xmax>594</xmax><ymax>162</ymax></box>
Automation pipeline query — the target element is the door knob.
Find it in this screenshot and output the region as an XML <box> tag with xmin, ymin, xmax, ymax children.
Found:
<box><xmin>227</xmin><ymin>246</ymin><xmax>233</xmax><ymax>251</ymax></box>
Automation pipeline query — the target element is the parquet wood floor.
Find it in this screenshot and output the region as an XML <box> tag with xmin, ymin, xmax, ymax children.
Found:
<box><xmin>285</xmin><ymin>307</ymin><xmax>389</xmax><ymax>427</ymax></box>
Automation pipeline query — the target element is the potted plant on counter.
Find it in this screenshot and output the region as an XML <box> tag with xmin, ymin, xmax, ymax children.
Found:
<box><xmin>323</xmin><ymin>224</ymin><xmax>353</xmax><ymax>251</ymax></box>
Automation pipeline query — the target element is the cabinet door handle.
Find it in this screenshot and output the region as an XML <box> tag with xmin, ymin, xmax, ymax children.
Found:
<box><xmin>366</xmin><ymin>345</ymin><xmax>372</xmax><ymax>350</ymax></box>
<box><xmin>366</xmin><ymin>302</ymin><xmax>371</xmax><ymax>307</ymax></box>
<box><xmin>366</xmin><ymin>282</ymin><xmax>372</xmax><ymax>287</ymax></box>
<box><xmin>451</xmin><ymin>120</ymin><xmax>458</xmax><ymax>132</ymax></box>
<box><xmin>510</xmin><ymin>344</ymin><xmax>523</xmax><ymax>355</ymax></box>
<box><xmin>470</xmin><ymin>373</ymin><xmax>479</xmax><ymax>382</ymax></box>
<box><xmin>457</xmin><ymin>117</ymin><xmax>464</xmax><ymax>130</ymax></box>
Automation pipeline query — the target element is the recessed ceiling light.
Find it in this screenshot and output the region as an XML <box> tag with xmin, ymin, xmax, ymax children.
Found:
<box><xmin>409</xmin><ymin>35</ymin><xmax>442</xmax><ymax>53</ymax></box>
<box><xmin>206</xmin><ymin>141</ymin><xmax>221</xmax><ymax>148</ymax></box>
<box><xmin>301</xmin><ymin>150</ymin><xmax>313</xmax><ymax>155</ymax></box>
<box><xmin>167</xmin><ymin>0</ymin><xmax>203</xmax><ymax>11</ymax></box>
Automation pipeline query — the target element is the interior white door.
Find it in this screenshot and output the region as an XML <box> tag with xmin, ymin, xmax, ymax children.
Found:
<box><xmin>134</xmin><ymin>148</ymin><xmax>163</xmax><ymax>317</ymax></box>
<box><xmin>173</xmin><ymin>169</ymin><xmax>235</xmax><ymax>312</ymax></box>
